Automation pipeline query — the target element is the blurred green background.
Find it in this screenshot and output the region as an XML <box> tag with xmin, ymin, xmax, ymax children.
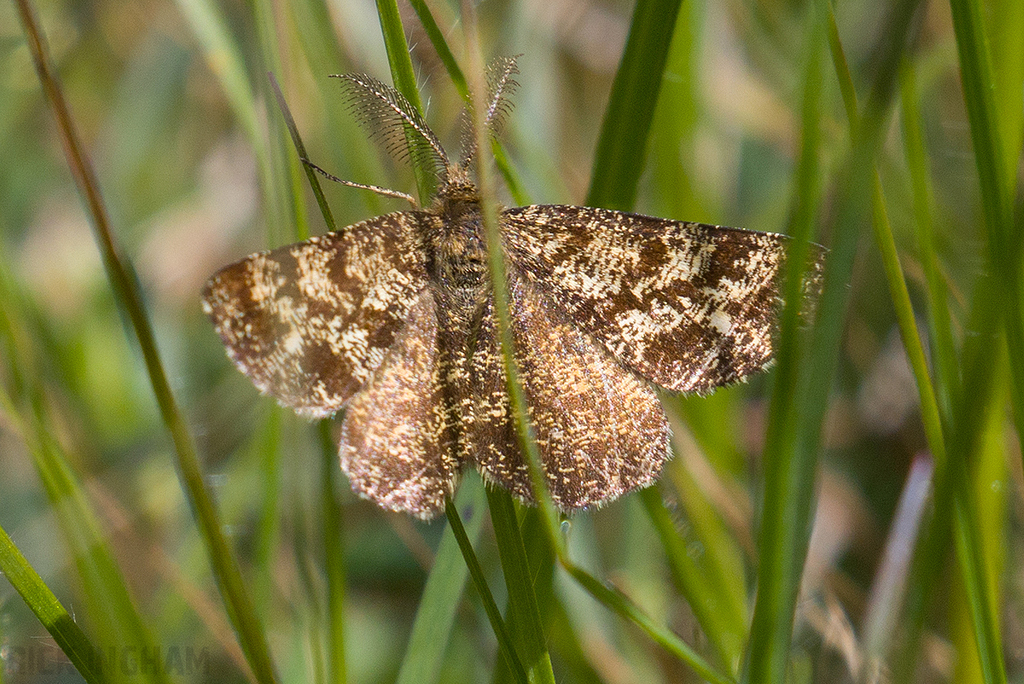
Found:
<box><xmin>1</xmin><ymin>0</ymin><xmax>1022</xmax><ymax>681</ymax></box>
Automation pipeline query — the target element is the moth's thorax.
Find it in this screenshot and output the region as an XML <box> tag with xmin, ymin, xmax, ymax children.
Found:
<box><xmin>423</xmin><ymin>173</ymin><xmax>489</xmax><ymax>327</ymax></box>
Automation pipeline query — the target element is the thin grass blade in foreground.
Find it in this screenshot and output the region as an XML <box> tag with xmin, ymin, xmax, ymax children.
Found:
<box><xmin>586</xmin><ymin>0</ymin><xmax>684</xmax><ymax>210</ymax></box>
<box><xmin>487</xmin><ymin>488</ymin><xmax>557</xmax><ymax>684</ymax></box>
<box><xmin>13</xmin><ymin>2</ymin><xmax>279</xmax><ymax>682</ymax></box>
<box><xmin>371</xmin><ymin>7</ymin><xmax>535</xmax><ymax>680</ymax></box>
<box><xmin>0</xmin><ymin>252</ymin><xmax>171</xmax><ymax>684</ymax></box>
<box><xmin>377</xmin><ymin>0</ymin><xmax>435</xmax><ymax>202</ymax></box>
<box><xmin>827</xmin><ymin>9</ymin><xmax>1008</xmax><ymax>682</ymax></box>
<box><xmin>0</xmin><ymin>524</ymin><xmax>105</xmax><ymax>684</ymax></box>
<box><xmin>743</xmin><ymin>3</ymin><xmax>826</xmax><ymax>679</ymax></box>
<box><xmin>395</xmin><ymin>483</ymin><xmax>486</xmax><ymax>684</ymax></box>
<box><xmin>445</xmin><ymin>500</ymin><xmax>529</xmax><ymax>683</ymax></box>
<box><xmin>319</xmin><ymin>421</ymin><xmax>347</xmax><ymax>684</ymax></box>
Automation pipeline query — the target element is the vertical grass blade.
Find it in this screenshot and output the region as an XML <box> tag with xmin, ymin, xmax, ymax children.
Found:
<box><xmin>376</xmin><ymin>0</ymin><xmax>435</xmax><ymax>201</ymax></box>
<box><xmin>487</xmin><ymin>488</ymin><xmax>557</xmax><ymax>684</ymax></box>
<box><xmin>743</xmin><ymin>4</ymin><xmax>826</xmax><ymax>680</ymax></box>
<box><xmin>13</xmin><ymin>2</ymin><xmax>279</xmax><ymax>682</ymax></box>
<box><xmin>395</xmin><ymin>483</ymin><xmax>486</xmax><ymax>684</ymax></box>
<box><xmin>898</xmin><ymin>61</ymin><xmax>959</xmax><ymax>425</ymax></box>
<box><xmin>950</xmin><ymin>0</ymin><xmax>1024</xmax><ymax>440</ymax></box>
<box><xmin>825</xmin><ymin>4</ymin><xmax>947</xmax><ymax>470</ymax></box>
<box><xmin>747</xmin><ymin>0</ymin><xmax>921</xmax><ymax>679</ymax></box>
<box><xmin>319</xmin><ymin>422</ymin><xmax>347</xmax><ymax>684</ymax></box>
<box><xmin>445</xmin><ymin>500</ymin><xmax>529</xmax><ymax>683</ymax></box>
<box><xmin>0</xmin><ymin>524</ymin><xmax>105</xmax><ymax>684</ymax></box>
<box><xmin>585</xmin><ymin>0</ymin><xmax>684</xmax><ymax>210</ymax></box>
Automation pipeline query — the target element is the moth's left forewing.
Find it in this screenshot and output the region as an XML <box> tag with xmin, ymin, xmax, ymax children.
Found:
<box><xmin>201</xmin><ymin>212</ymin><xmax>431</xmax><ymax>418</ymax></box>
<box><xmin>501</xmin><ymin>205</ymin><xmax>821</xmax><ymax>393</ymax></box>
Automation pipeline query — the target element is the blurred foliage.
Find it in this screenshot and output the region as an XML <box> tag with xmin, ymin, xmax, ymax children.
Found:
<box><xmin>1</xmin><ymin>0</ymin><xmax>1023</xmax><ymax>681</ymax></box>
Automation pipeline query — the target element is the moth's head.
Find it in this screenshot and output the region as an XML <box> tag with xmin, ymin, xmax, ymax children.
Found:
<box><xmin>437</xmin><ymin>164</ymin><xmax>479</xmax><ymax>203</ymax></box>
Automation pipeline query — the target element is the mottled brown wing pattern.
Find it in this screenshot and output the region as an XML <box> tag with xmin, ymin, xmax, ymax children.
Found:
<box><xmin>201</xmin><ymin>212</ymin><xmax>430</xmax><ymax>418</ymax></box>
<box><xmin>468</xmin><ymin>266</ymin><xmax>669</xmax><ymax>512</ymax></box>
<box><xmin>338</xmin><ymin>291</ymin><xmax>460</xmax><ymax>518</ymax></box>
<box><xmin>502</xmin><ymin>205</ymin><xmax>820</xmax><ymax>393</ymax></box>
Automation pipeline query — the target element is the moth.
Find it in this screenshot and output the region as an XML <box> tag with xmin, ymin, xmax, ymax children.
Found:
<box><xmin>202</xmin><ymin>58</ymin><xmax>824</xmax><ymax>519</ymax></box>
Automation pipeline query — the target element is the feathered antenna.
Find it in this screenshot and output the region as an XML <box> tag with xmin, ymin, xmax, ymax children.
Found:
<box><xmin>459</xmin><ymin>56</ymin><xmax>521</xmax><ymax>166</ymax></box>
<box><xmin>332</xmin><ymin>73</ymin><xmax>451</xmax><ymax>182</ymax></box>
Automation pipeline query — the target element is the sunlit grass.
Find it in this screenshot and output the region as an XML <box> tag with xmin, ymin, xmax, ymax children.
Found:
<box><xmin>2</xmin><ymin>0</ymin><xmax>1022</xmax><ymax>681</ymax></box>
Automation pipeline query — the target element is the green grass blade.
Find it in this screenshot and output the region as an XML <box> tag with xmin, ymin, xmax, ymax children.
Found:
<box><xmin>825</xmin><ymin>0</ymin><xmax>947</xmax><ymax>484</ymax></box>
<box><xmin>950</xmin><ymin>0</ymin><xmax>1024</xmax><ymax>443</ymax></box>
<box><xmin>0</xmin><ymin>523</ymin><xmax>105</xmax><ymax>684</ymax></box>
<box><xmin>585</xmin><ymin>0</ymin><xmax>684</xmax><ymax>210</ymax></box>
<box><xmin>376</xmin><ymin>0</ymin><xmax>435</xmax><ymax>201</ymax></box>
<box><xmin>487</xmin><ymin>488</ymin><xmax>556</xmax><ymax>684</ymax></box>
<box><xmin>747</xmin><ymin>0</ymin><xmax>920</xmax><ymax>678</ymax></box>
<box><xmin>395</xmin><ymin>482</ymin><xmax>486</xmax><ymax>684</ymax></box>
<box><xmin>561</xmin><ymin>560</ymin><xmax>734</xmax><ymax>684</ymax></box>
<box><xmin>253</xmin><ymin>0</ymin><xmax>306</xmax><ymax>246</ymax></box>
<box><xmin>895</xmin><ymin>271</ymin><xmax>1005</xmax><ymax>681</ymax></box>
<box><xmin>319</xmin><ymin>421</ymin><xmax>347</xmax><ymax>684</ymax></box>
<box><xmin>174</xmin><ymin>0</ymin><xmax>274</xmax><ymax>207</ymax></box>
<box><xmin>445</xmin><ymin>499</ymin><xmax>529</xmax><ymax>683</ymax></box>
<box><xmin>825</xmin><ymin>16</ymin><xmax>1009</xmax><ymax>681</ymax></box>
<box><xmin>640</xmin><ymin>487</ymin><xmax>743</xmax><ymax>673</ymax></box>
<box><xmin>743</xmin><ymin>4</ymin><xmax>826</xmax><ymax>680</ymax></box>
<box><xmin>271</xmin><ymin>72</ymin><xmax>339</xmax><ymax>234</ymax></box>
<box><xmin>899</xmin><ymin>61</ymin><xmax>959</xmax><ymax>425</ymax></box>
<box><xmin>14</xmin><ymin>3</ymin><xmax>280</xmax><ymax>682</ymax></box>
<box><xmin>1</xmin><ymin>247</ymin><xmax>170</xmax><ymax>684</ymax></box>
<box><xmin>408</xmin><ymin>0</ymin><xmax>469</xmax><ymax>100</ymax></box>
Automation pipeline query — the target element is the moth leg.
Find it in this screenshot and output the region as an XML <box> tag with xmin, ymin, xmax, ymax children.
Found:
<box><xmin>339</xmin><ymin>291</ymin><xmax>459</xmax><ymax>519</ymax></box>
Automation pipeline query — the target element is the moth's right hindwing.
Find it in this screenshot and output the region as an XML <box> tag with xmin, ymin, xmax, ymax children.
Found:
<box><xmin>201</xmin><ymin>211</ymin><xmax>431</xmax><ymax>418</ymax></box>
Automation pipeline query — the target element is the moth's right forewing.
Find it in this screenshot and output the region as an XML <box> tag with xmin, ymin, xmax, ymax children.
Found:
<box><xmin>201</xmin><ymin>211</ymin><xmax>431</xmax><ymax>418</ymax></box>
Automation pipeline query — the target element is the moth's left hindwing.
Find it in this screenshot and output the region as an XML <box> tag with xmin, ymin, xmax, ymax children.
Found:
<box><xmin>201</xmin><ymin>211</ymin><xmax>430</xmax><ymax>418</ymax></box>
